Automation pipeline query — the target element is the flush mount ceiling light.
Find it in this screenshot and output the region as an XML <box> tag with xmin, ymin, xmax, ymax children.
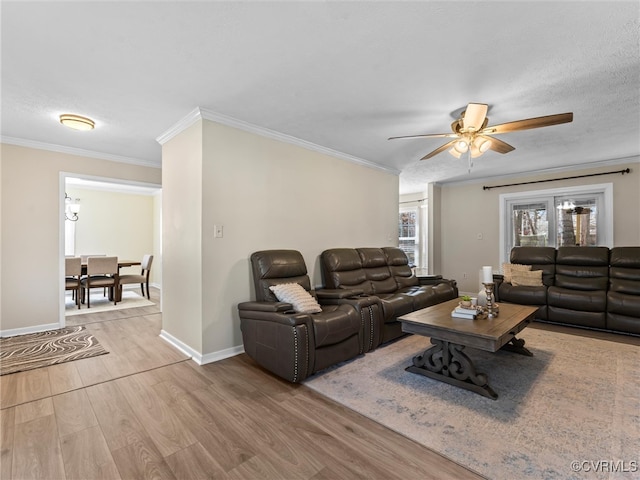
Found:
<box><xmin>59</xmin><ymin>114</ymin><xmax>95</xmax><ymax>131</ymax></box>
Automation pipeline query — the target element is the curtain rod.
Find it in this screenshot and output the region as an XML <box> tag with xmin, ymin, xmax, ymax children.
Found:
<box><xmin>399</xmin><ymin>197</ymin><xmax>428</xmax><ymax>205</ymax></box>
<box><xmin>482</xmin><ymin>168</ymin><xmax>631</xmax><ymax>191</ymax></box>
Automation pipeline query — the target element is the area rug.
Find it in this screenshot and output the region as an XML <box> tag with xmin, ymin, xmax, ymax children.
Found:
<box><xmin>65</xmin><ymin>290</ymin><xmax>154</xmax><ymax>316</ymax></box>
<box><xmin>0</xmin><ymin>326</ymin><xmax>108</xmax><ymax>376</ymax></box>
<box><xmin>303</xmin><ymin>328</ymin><xmax>640</xmax><ymax>480</ymax></box>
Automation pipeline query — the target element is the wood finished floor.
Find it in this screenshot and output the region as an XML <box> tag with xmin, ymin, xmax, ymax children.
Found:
<box><xmin>1</xmin><ymin>288</ymin><xmax>483</xmax><ymax>480</ymax></box>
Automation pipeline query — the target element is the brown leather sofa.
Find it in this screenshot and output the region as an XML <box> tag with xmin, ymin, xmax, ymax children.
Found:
<box><xmin>495</xmin><ymin>246</ymin><xmax>640</xmax><ymax>335</ymax></box>
<box><xmin>238</xmin><ymin>247</ymin><xmax>458</xmax><ymax>382</ymax></box>
<box><xmin>321</xmin><ymin>247</ymin><xmax>459</xmax><ymax>345</ymax></box>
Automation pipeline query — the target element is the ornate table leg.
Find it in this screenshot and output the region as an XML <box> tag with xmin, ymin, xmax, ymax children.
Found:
<box><xmin>406</xmin><ymin>338</ymin><xmax>498</xmax><ymax>399</ymax></box>
<box><xmin>500</xmin><ymin>336</ymin><xmax>533</xmax><ymax>356</ymax></box>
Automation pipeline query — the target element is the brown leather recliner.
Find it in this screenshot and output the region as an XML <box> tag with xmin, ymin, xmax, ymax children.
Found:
<box><xmin>547</xmin><ymin>246</ymin><xmax>610</xmax><ymax>329</ymax></box>
<box><xmin>238</xmin><ymin>250</ymin><xmax>378</xmax><ymax>382</ymax></box>
<box><xmin>607</xmin><ymin>247</ymin><xmax>640</xmax><ymax>334</ymax></box>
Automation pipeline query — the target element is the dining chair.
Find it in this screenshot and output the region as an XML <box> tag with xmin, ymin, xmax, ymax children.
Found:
<box><xmin>118</xmin><ymin>254</ymin><xmax>153</xmax><ymax>299</ymax></box>
<box><xmin>65</xmin><ymin>257</ymin><xmax>82</xmax><ymax>309</ymax></box>
<box><xmin>80</xmin><ymin>254</ymin><xmax>107</xmax><ymax>294</ymax></box>
<box><xmin>80</xmin><ymin>256</ymin><xmax>119</xmax><ymax>308</ymax></box>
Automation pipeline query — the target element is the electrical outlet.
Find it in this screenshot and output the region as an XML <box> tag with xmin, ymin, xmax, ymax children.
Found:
<box><xmin>463</xmin><ymin>272</ymin><xmax>468</xmax><ymax>279</ymax></box>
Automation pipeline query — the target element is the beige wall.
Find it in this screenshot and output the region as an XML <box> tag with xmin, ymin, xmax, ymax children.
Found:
<box><xmin>161</xmin><ymin>119</ymin><xmax>399</xmax><ymax>359</ymax></box>
<box><xmin>438</xmin><ymin>160</ymin><xmax>640</xmax><ymax>294</ymax></box>
<box><xmin>161</xmin><ymin>121</ymin><xmax>204</xmax><ymax>353</ymax></box>
<box><xmin>67</xmin><ymin>186</ymin><xmax>156</xmax><ymax>281</ymax></box>
<box><xmin>0</xmin><ymin>143</ymin><xmax>161</xmax><ymax>334</ymax></box>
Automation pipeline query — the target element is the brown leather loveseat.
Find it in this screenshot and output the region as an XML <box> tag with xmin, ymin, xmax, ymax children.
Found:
<box><xmin>321</xmin><ymin>247</ymin><xmax>459</xmax><ymax>345</ymax></box>
<box><xmin>495</xmin><ymin>246</ymin><xmax>640</xmax><ymax>335</ymax></box>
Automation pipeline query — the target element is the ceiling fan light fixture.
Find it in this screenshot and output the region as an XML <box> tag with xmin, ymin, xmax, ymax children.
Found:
<box><xmin>448</xmin><ymin>147</ymin><xmax>463</xmax><ymax>159</ymax></box>
<box><xmin>473</xmin><ymin>136</ymin><xmax>492</xmax><ymax>153</ymax></box>
<box><xmin>59</xmin><ymin>114</ymin><xmax>95</xmax><ymax>131</ymax></box>
<box><xmin>454</xmin><ymin>139</ymin><xmax>469</xmax><ymax>154</ymax></box>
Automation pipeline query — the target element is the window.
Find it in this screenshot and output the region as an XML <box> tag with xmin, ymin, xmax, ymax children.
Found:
<box><xmin>399</xmin><ymin>200</ymin><xmax>428</xmax><ymax>268</ymax></box>
<box><xmin>500</xmin><ymin>184</ymin><xmax>613</xmax><ymax>264</ymax></box>
<box><xmin>510</xmin><ymin>201</ymin><xmax>549</xmax><ymax>248</ymax></box>
<box><xmin>399</xmin><ymin>208</ymin><xmax>418</xmax><ymax>266</ymax></box>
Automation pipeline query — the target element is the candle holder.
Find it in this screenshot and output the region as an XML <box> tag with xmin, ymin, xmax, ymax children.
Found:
<box><xmin>482</xmin><ymin>282</ymin><xmax>497</xmax><ymax>318</ymax></box>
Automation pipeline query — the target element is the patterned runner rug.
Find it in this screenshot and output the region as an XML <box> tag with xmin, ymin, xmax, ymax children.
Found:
<box><xmin>303</xmin><ymin>327</ymin><xmax>639</xmax><ymax>480</ymax></box>
<box><xmin>0</xmin><ymin>325</ymin><xmax>108</xmax><ymax>376</ymax></box>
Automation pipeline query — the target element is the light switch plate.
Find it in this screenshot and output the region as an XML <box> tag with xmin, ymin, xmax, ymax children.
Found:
<box><xmin>214</xmin><ymin>225</ymin><xmax>223</xmax><ymax>238</ymax></box>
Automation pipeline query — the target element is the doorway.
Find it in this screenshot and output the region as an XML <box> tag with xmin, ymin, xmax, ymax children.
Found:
<box><xmin>60</xmin><ymin>174</ymin><xmax>162</xmax><ymax>324</ymax></box>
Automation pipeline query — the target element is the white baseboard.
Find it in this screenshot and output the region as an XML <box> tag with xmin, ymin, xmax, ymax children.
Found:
<box><xmin>159</xmin><ymin>329</ymin><xmax>244</xmax><ymax>365</ymax></box>
<box><xmin>0</xmin><ymin>322</ymin><xmax>62</xmax><ymax>338</ymax></box>
<box><xmin>199</xmin><ymin>344</ymin><xmax>245</xmax><ymax>365</ymax></box>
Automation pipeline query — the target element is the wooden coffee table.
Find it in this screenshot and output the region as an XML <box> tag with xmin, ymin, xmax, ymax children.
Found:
<box><xmin>398</xmin><ymin>299</ymin><xmax>538</xmax><ymax>399</ymax></box>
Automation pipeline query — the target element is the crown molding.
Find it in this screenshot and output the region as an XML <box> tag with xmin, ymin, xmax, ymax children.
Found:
<box><xmin>155</xmin><ymin>107</ymin><xmax>203</xmax><ymax>145</ymax></box>
<box><xmin>156</xmin><ymin>107</ymin><xmax>400</xmax><ymax>175</ymax></box>
<box><xmin>1</xmin><ymin>136</ymin><xmax>160</xmax><ymax>169</ymax></box>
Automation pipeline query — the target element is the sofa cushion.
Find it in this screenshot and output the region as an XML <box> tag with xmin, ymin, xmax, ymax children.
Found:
<box><xmin>357</xmin><ymin>248</ymin><xmax>398</xmax><ymax>294</ymax></box>
<box><xmin>502</xmin><ymin>263</ymin><xmax>531</xmax><ymax>283</ymax></box>
<box><xmin>499</xmin><ymin>282</ymin><xmax>547</xmax><ymax>306</ymax></box>
<box><xmin>270</xmin><ymin>283</ymin><xmax>322</xmax><ymax>313</ymax></box>
<box><xmin>320</xmin><ymin>248</ymin><xmax>372</xmax><ymax>293</ymax></box>
<box><xmin>252</xmin><ymin>250</ymin><xmax>312</xmax><ymax>302</ymax></box>
<box><xmin>510</xmin><ymin>246</ymin><xmax>557</xmax><ymax>286</ymax></box>
<box><xmin>609</xmin><ymin>247</ymin><xmax>640</xmax><ymax>295</ymax></box>
<box><xmin>511</xmin><ymin>269</ymin><xmax>543</xmax><ymax>286</ymax></box>
<box><xmin>607</xmin><ymin>291</ymin><xmax>640</xmax><ymax>317</ymax></box>
<box><xmin>554</xmin><ymin>267</ymin><xmax>609</xmax><ymax>291</ymax></box>
<box><xmin>383</xmin><ymin>247</ymin><xmax>420</xmax><ymax>288</ymax></box>
<box><xmin>311</xmin><ymin>304</ymin><xmax>361</xmax><ymax>348</ymax></box>
<box><xmin>375</xmin><ymin>293</ymin><xmax>415</xmax><ymax>322</ymax></box>
<box><xmin>547</xmin><ymin>287</ymin><xmax>607</xmax><ymax>312</ymax></box>
<box><xmin>556</xmin><ymin>246</ymin><xmax>610</xmax><ymax>266</ymax></box>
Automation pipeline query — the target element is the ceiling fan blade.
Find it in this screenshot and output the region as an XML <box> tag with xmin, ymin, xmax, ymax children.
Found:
<box><xmin>481</xmin><ymin>112</ymin><xmax>573</xmax><ymax>134</ymax></box>
<box><xmin>388</xmin><ymin>133</ymin><xmax>457</xmax><ymax>140</ymax></box>
<box><xmin>462</xmin><ymin>103</ymin><xmax>488</xmax><ymax>131</ymax></box>
<box><xmin>484</xmin><ymin>135</ymin><xmax>515</xmax><ymax>154</ymax></box>
<box><xmin>420</xmin><ymin>140</ymin><xmax>458</xmax><ymax>160</ymax></box>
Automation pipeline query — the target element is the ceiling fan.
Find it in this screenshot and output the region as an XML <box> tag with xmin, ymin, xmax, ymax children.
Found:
<box><xmin>389</xmin><ymin>103</ymin><xmax>573</xmax><ymax>161</ymax></box>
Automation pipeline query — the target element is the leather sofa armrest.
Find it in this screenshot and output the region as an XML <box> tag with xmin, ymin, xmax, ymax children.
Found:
<box><xmin>435</xmin><ymin>278</ymin><xmax>457</xmax><ymax>290</ymax></box>
<box><xmin>315</xmin><ymin>288</ymin><xmax>364</xmax><ymax>299</ymax></box>
<box><xmin>416</xmin><ymin>275</ymin><xmax>443</xmax><ymax>286</ymax></box>
<box><xmin>239</xmin><ymin>305</ymin><xmax>315</xmax><ymax>382</ymax></box>
<box><xmin>238</xmin><ymin>305</ymin><xmax>312</xmax><ymax>327</ymax></box>
<box><xmin>238</xmin><ymin>301</ymin><xmax>293</xmax><ymax>313</ymax></box>
<box><xmin>492</xmin><ymin>274</ymin><xmax>504</xmax><ymax>302</ymax></box>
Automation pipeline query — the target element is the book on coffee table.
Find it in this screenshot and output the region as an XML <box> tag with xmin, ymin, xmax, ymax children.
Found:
<box><xmin>451</xmin><ymin>308</ymin><xmax>477</xmax><ymax>319</ymax></box>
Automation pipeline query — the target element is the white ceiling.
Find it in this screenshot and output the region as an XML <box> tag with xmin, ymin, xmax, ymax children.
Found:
<box><xmin>2</xmin><ymin>1</ymin><xmax>639</xmax><ymax>194</ymax></box>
